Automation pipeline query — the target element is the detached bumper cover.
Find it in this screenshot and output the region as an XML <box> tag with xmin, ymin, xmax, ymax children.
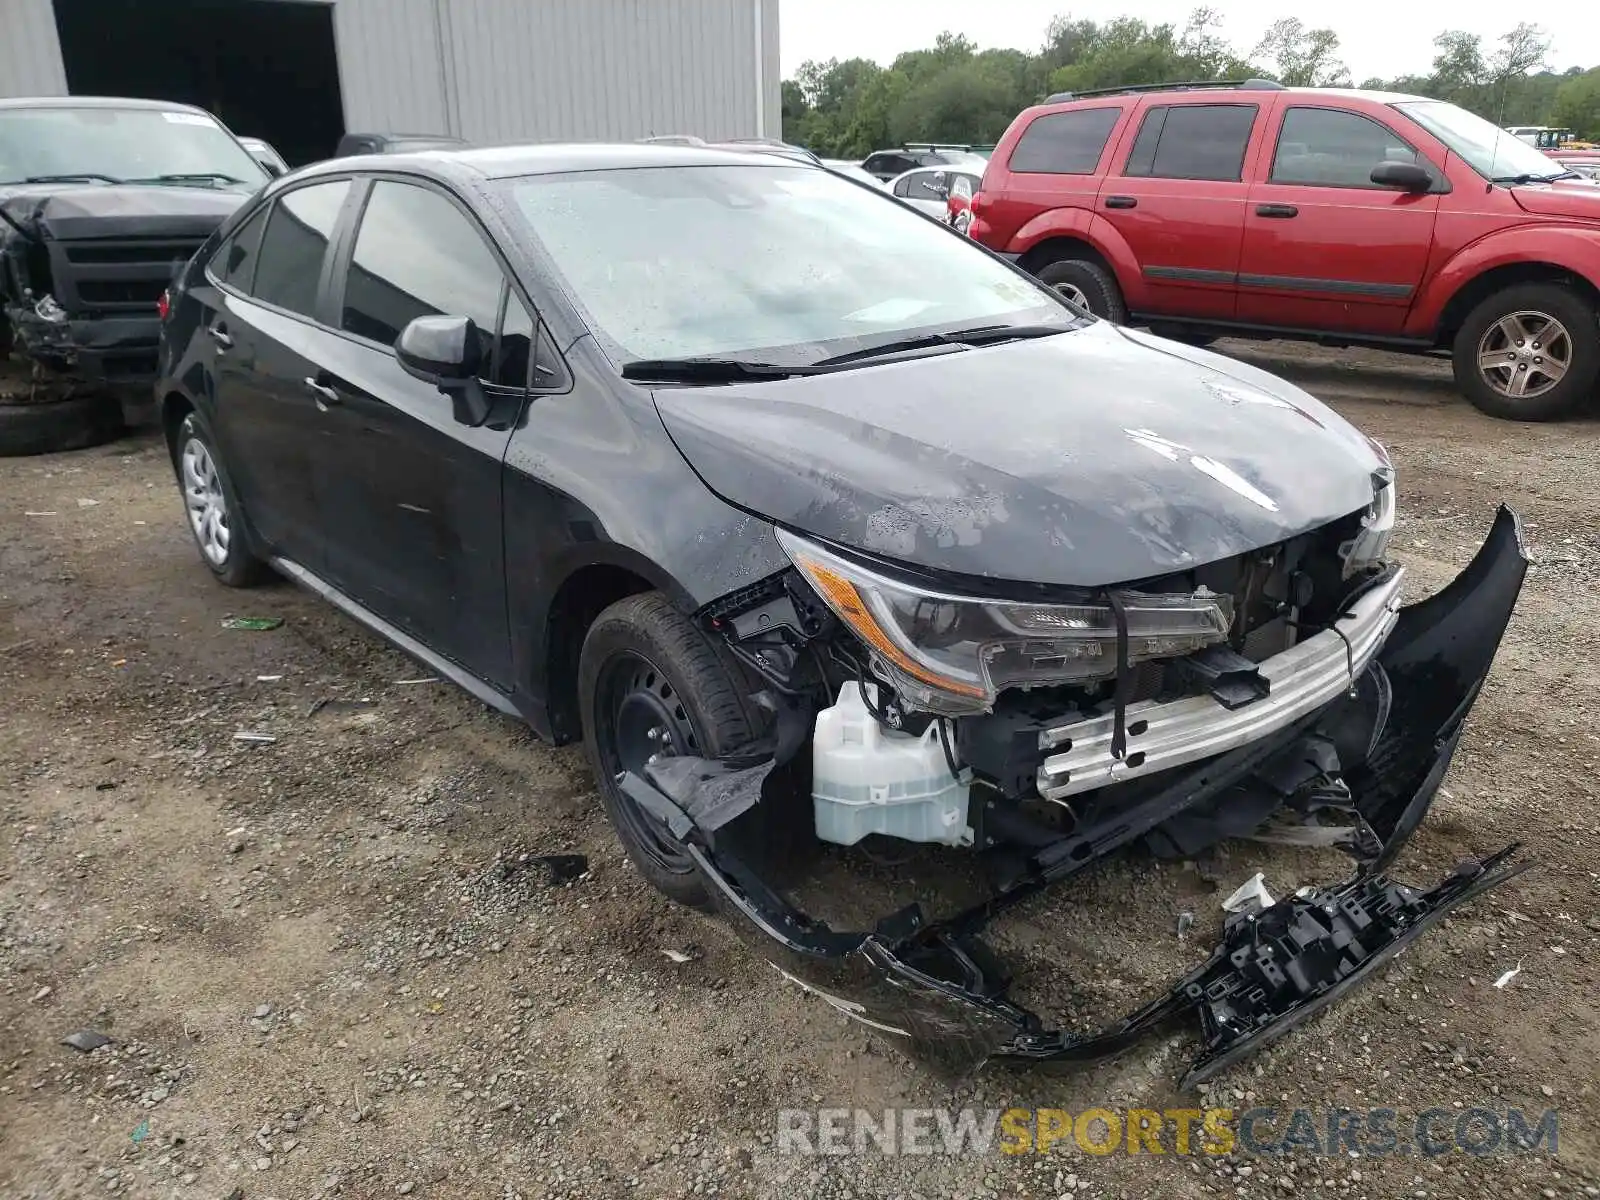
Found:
<box><xmin>624</xmin><ymin>506</ymin><xmax>1529</xmax><ymax>1084</ymax></box>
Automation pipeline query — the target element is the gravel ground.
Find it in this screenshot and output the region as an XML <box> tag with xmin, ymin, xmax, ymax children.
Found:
<box><xmin>2</xmin><ymin>341</ymin><xmax>1598</xmax><ymax>1200</ymax></box>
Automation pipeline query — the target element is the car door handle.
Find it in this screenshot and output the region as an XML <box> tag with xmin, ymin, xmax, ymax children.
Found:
<box><xmin>206</xmin><ymin>326</ymin><xmax>233</xmax><ymax>350</ymax></box>
<box><xmin>1103</xmin><ymin>195</ymin><xmax>1138</xmax><ymax>209</ymax></box>
<box><xmin>303</xmin><ymin>377</ymin><xmax>341</xmax><ymax>409</ymax></box>
<box><xmin>1256</xmin><ymin>203</ymin><xmax>1299</xmax><ymax>218</ymax></box>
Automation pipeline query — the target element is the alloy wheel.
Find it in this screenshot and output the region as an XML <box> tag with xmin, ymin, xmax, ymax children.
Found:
<box><xmin>1475</xmin><ymin>310</ymin><xmax>1572</xmax><ymax>401</ymax></box>
<box><xmin>1053</xmin><ymin>281</ymin><xmax>1091</xmax><ymax>310</ymax></box>
<box><xmin>181</xmin><ymin>436</ymin><xmax>231</xmax><ymax>567</ymax></box>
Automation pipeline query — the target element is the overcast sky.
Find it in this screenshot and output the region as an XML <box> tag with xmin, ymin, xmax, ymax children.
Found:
<box><xmin>778</xmin><ymin>0</ymin><xmax>1594</xmax><ymax>84</ymax></box>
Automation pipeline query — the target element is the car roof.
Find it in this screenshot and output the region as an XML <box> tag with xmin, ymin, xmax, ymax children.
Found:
<box><xmin>1041</xmin><ymin>85</ymin><xmax>1433</xmax><ymax>109</ymax></box>
<box><xmin>287</xmin><ymin>141</ymin><xmax>799</xmax><ymax>184</ymax></box>
<box><xmin>0</xmin><ymin>95</ymin><xmax>212</xmax><ymax>114</ymax></box>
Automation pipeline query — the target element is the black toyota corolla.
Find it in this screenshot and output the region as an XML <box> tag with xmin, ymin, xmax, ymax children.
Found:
<box><xmin>156</xmin><ymin>143</ymin><xmax>1529</xmax><ymax>1084</ymax></box>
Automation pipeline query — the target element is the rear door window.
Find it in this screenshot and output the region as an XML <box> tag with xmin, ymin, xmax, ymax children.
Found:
<box><xmin>251</xmin><ymin>180</ymin><xmax>351</xmax><ymax>317</ymax></box>
<box><xmin>210</xmin><ymin>205</ymin><xmax>269</xmax><ymax>292</ymax></box>
<box><xmin>1123</xmin><ymin>104</ymin><xmax>1258</xmax><ymax>181</ymax></box>
<box><xmin>1008</xmin><ymin>108</ymin><xmax>1123</xmax><ymax>174</ymax></box>
<box><xmin>1270</xmin><ymin>107</ymin><xmax>1422</xmax><ymax>188</ymax></box>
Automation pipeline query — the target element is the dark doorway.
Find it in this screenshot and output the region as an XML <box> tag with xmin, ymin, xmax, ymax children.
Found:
<box><xmin>53</xmin><ymin>0</ymin><xmax>345</xmax><ymax>167</ymax></box>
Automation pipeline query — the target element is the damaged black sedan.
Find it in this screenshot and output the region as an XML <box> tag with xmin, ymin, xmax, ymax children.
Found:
<box><xmin>156</xmin><ymin>144</ymin><xmax>1528</xmax><ymax>1085</ymax></box>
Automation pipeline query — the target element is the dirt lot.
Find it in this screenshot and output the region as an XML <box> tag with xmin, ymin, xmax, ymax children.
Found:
<box><xmin>3</xmin><ymin>341</ymin><xmax>1598</xmax><ymax>1200</ymax></box>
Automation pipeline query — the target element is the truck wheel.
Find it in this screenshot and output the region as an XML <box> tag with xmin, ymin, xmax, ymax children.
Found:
<box><xmin>1452</xmin><ymin>283</ymin><xmax>1600</xmax><ymax>421</ymax></box>
<box><xmin>1036</xmin><ymin>258</ymin><xmax>1128</xmax><ymax>323</ymax></box>
<box><xmin>0</xmin><ymin>393</ymin><xmax>123</xmax><ymax>457</ymax></box>
<box><xmin>578</xmin><ymin>592</ymin><xmax>759</xmax><ymax>908</ymax></box>
<box><xmin>173</xmin><ymin>413</ymin><xmax>267</xmax><ymax>587</ymax></box>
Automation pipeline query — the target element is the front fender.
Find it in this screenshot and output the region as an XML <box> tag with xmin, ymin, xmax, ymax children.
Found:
<box><xmin>1007</xmin><ymin>208</ymin><xmax>1149</xmax><ymax>309</ymax></box>
<box><xmin>1410</xmin><ymin>225</ymin><xmax>1600</xmax><ymax>337</ymax></box>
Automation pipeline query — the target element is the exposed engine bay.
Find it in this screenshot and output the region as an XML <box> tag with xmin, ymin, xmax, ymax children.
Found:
<box><xmin>619</xmin><ymin>500</ymin><xmax>1530</xmax><ymax>1083</ymax></box>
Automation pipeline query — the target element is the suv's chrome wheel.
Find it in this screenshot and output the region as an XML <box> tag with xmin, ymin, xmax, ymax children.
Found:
<box><xmin>181</xmin><ymin>436</ymin><xmax>231</xmax><ymax>566</ymax></box>
<box><xmin>1476</xmin><ymin>310</ymin><xmax>1572</xmax><ymax>401</ymax></box>
<box><xmin>1052</xmin><ymin>281</ymin><xmax>1090</xmax><ymax>309</ymax></box>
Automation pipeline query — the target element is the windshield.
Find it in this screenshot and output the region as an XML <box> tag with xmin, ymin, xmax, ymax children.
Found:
<box><xmin>1396</xmin><ymin>101</ymin><xmax>1567</xmax><ymax>182</ymax></box>
<box><xmin>0</xmin><ymin>106</ymin><xmax>268</xmax><ymax>189</ymax></box>
<box><xmin>505</xmin><ymin>164</ymin><xmax>1068</xmax><ymax>365</ymax></box>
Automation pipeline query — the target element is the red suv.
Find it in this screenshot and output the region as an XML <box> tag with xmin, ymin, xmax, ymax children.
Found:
<box><xmin>970</xmin><ymin>80</ymin><xmax>1600</xmax><ymax>420</ymax></box>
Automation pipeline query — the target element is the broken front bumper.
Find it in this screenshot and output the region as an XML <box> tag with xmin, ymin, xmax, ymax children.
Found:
<box><xmin>625</xmin><ymin>506</ymin><xmax>1530</xmax><ymax>1084</ymax></box>
<box><xmin>1038</xmin><ymin>568</ymin><xmax>1405</xmax><ymax>800</ymax></box>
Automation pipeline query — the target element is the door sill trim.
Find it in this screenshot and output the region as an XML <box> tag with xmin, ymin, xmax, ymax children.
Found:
<box><xmin>269</xmin><ymin>556</ymin><xmax>521</xmax><ymax>718</ymax></box>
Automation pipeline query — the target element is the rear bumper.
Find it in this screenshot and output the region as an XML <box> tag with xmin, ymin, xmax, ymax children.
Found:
<box><xmin>623</xmin><ymin>506</ymin><xmax>1531</xmax><ymax>1083</ymax></box>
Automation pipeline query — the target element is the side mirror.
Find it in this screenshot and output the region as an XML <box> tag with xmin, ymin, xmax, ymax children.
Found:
<box><xmin>396</xmin><ymin>315</ymin><xmax>490</xmax><ymax>425</ymax></box>
<box><xmin>1370</xmin><ymin>161</ymin><xmax>1432</xmax><ymax>192</ymax></box>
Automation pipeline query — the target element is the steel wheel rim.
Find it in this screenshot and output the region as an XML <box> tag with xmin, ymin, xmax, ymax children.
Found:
<box><xmin>1053</xmin><ymin>281</ymin><xmax>1091</xmax><ymax>311</ymax></box>
<box><xmin>595</xmin><ymin>651</ymin><xmax>702</xmax><ymax>875</ymax></box>
<box><xmin>181</xmin><ymin>436</ymin><xmax>230</xmax><ymax>567</ymax></box>
<box><xmin>1476</xmin><ymin>310</ymin><xmax>1572</xmax><ymax>401</ymax></box>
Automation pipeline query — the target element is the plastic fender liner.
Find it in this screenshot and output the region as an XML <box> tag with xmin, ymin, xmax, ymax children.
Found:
<box><xmin>615</xmin><ymin>506</ymin><xmax>1531</xmax><ymax>1083</ymax></box>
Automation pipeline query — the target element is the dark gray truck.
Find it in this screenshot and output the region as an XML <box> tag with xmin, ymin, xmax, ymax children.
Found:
<box><xmin>0</xmin><ymin>96</ymin><xmax>266</xmax><ymax>455</ymax></box>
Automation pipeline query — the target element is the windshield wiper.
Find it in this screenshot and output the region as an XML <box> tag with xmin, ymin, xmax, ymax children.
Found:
<box><xmin>129</xmin><ymin>172</ymin><xmax>249</xmax><ymax>186</ymax></box>
<box><xmin>810</xmin><ymin>322</ymin><xmax>1070</xmax><ymax>368</ymax></box>
<box><xmin>23</xmin><ymin>173</ymin><xmax>124</xmax><ymax>185</ymax></box>
<box><xmin>620</xmin><ymin>358</ymin><xmax>826</xmax><ymax>383</ymax></box>
<box><xmin>1492</xmin><ymin>171</ymin><xmax>1581</xmax><ymax>185</ymax></box>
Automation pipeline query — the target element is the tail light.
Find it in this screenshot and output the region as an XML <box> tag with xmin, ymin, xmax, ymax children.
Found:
<box><xmin>156</xmin><ymin>288</ymin><xmax>171</xmax><ymax>322</ymax></box>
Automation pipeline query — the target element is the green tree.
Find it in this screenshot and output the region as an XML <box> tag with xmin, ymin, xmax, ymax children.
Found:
<box><xmin>1252</xmin><ymin>18</ymin><xmax>1349</xmax><ymax>88</ymax></box>
<box><xmin>1553</xmin><ymin>68</ymin><xmax>1600</xmax><ymax>139</ymax></box>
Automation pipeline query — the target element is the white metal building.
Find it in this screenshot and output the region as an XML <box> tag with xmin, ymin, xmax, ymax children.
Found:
<box><xmin>0</xmin><ymin>0</ymin><xmax>781</xmax><ymax>164</ymax></box>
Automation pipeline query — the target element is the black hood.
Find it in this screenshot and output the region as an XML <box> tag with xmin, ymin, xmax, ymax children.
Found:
<box><xmin>652</xmin><ymin>322</ymin><xmax>1386</xmax><ymax>588</ymax></box>
<box><xmin>0</xmin><ymin>182</ymin><xmax>250</xmax><ymax>241</ymax></box>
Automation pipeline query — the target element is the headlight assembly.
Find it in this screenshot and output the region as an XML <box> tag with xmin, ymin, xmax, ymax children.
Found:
<box><xmin>1342</xmin><ymin>438</ymin><xmax>1397</xmax><ymax>578</ymax></box>
<box><xmin>776</xmin><ymin>529</ymin><xmax>1235</xmax><ymax>715</ymax></box>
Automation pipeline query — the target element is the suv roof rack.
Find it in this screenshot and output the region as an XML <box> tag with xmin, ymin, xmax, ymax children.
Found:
<box><xmin>903</xmin><ymin>142</ymin><xmax>971</xmax><ymax>151</ymax></box>
<box><xmin>1044</xmin><ymin>78</ymin><xmax>1285</xmax><ymax>103</ymax></box>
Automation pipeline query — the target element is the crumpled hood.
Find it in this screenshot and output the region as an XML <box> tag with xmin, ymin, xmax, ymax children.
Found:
<box><xmin>0</xmin><ymin>183</ymin><xmax>250</xmax><ymax>241</ymax></box>
<box><xmin>653</xmin><ymin>322</ymin><xmax>1385</xmax><ymax>588</ymax></box>
<box><xmin>1510</xmin><ymin>181</ymin><xmax>1600</xmax><ymax>220</ymax></box>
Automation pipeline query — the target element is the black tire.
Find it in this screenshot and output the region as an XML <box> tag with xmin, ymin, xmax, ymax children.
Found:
<box><xmin>0</xmin><ymin>392</ymin><xmax>123</xmax><ymax>457</ymax></box>
<box><xmin>578</xmin><ymin>592</ymin><xmax>758</xmax><ymax>907</ymax></box>
<box><xmin>172</xmin><ymin>413</ymin><xmax>267</xmax><ymax>587</ymax></box>
<box><xmin>1036</xmin><ymin>257</ymin><xmax>1128</xmax><ymax>323</ymax></box>
<box><xmin>1452</xmin><ymin>282</ymin><xmax>1600</xmax><ymax>421</ymax></box>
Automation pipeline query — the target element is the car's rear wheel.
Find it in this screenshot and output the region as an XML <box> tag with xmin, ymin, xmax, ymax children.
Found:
<box><xmin>1452</xmin><ymin>283</ymin><xmax>1600</xmax><ymax>421</ymax></box>
<box><xmin>1036</xmin><ymin>258</ymin><xmax>1128</xmax><ymax>323</ymax></box>
<box><xmin>578</xmin><ymin>592</ymin><xmax>758</xmax><ymax>908</ymax></box>
<box><xmin>174</xmin><ymin>413</ymin><xmax>267</xmax><ymax>587</ymax></box>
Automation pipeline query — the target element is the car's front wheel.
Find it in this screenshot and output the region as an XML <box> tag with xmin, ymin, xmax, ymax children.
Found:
<box><xmin>578</xmin><ymin>592</ymin><xmax>758</xmax><ymax>907</ymax></box>
<box><xmin>174</xmin><ymin>413</ymin><xmax>266</xmax><ymax>587</ymax></box>
<box><xmin>1452</xmin><ymin>283</ymin><xmax>1600</xmax><ymax>421</ymax></box>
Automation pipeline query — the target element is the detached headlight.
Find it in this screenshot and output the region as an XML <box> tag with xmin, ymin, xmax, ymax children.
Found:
<box><xmin>776</xmin><ymin>529</ymin><xmax>1234</xmax><ymax>715</ymax></box>
<box><xmin>1342</xmin><ymin>438</ymin><xmax>1397</xmax><ymax>577</ymax></box>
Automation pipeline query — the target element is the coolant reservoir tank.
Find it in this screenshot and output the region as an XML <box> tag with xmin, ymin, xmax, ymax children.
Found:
<box><xmin>811</xmin><ymin>683</ymin><xmax>972</xmax><ymax>847</ymax></box>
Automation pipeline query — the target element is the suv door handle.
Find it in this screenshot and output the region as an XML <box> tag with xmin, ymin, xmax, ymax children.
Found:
<box><xmin>303</xmin><ymin>377</ymin><xmax>342</xmax><ymax>410</ymax></box>
<box><xmin>1103</xmin><ymin>195</ymin><xmax>1137</xmax><ymax>209</ymax></box>
<box><xmin>1256</xmin><ymin>203</ymin><xmax>1299</xmax><ymax>218</ymax></box>
<box><xmin>206</xmin><ymin>325</ymin><xmax>233</xmax><ymax>351</ymax></box>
